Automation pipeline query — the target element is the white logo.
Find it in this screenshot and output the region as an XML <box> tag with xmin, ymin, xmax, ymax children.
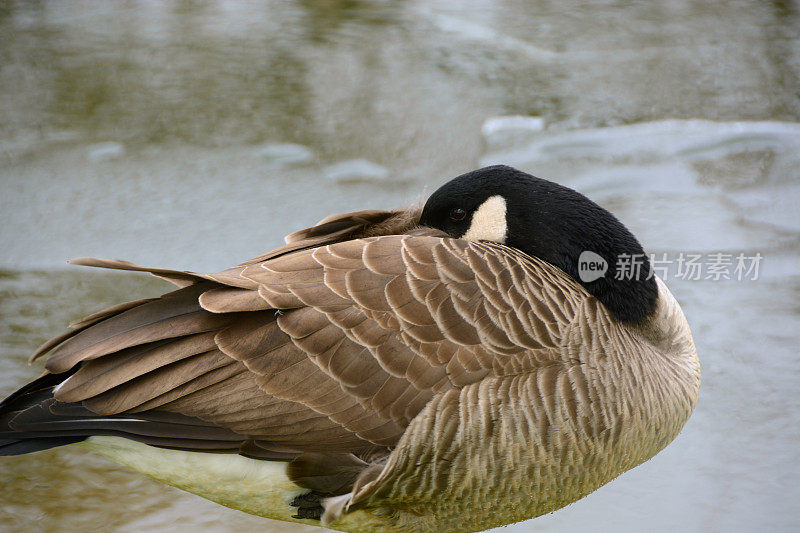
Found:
<box><xmin>578</xmin><ymin>251</ymin><xmax>607</xmax><ymax>282</ymax></box>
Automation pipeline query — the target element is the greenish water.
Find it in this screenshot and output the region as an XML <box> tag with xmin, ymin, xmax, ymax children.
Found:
<box><xmin>1</xmin><ymin>1</ymin><xmax>799</xmax><ymax>532</ymax></box>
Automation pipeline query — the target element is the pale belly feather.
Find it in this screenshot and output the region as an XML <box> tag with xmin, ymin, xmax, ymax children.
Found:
<box><xmin>79</xmin><ymin>437</ymin><xmax>314</xmax><ymax>524</ymax></box>
<box><xmin>76</xmin><ymin>437</ymin><xmax>393</xmax><ymax>533</ymax></box>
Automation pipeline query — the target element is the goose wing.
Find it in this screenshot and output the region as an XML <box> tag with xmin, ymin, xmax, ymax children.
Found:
<box><xmin>9</xmin><ymin>220</ymin><xmax>589</xmax><ymax>494</ymax></box>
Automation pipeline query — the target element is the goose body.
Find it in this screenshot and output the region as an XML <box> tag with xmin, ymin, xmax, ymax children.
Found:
<box><xmin>0</xmin><ymin>166</ymin><xmax>700</xmax><ymax>532</ymax></box>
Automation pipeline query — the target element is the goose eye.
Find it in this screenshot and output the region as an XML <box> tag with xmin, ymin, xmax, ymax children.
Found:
<box><xmin>449</xmin><ymin>207</ymin><xmax>467</xmax><ymax>221</ymax></box>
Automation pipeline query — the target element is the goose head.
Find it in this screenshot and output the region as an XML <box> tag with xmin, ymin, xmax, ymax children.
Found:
<box><xmin>419</xmin><ymin>165</ymin><xmax>658</xmax><ymax>325</ymax></box>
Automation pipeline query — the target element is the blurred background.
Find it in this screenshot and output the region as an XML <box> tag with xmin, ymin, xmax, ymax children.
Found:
<box><xmin>1</xmin><ymin>1</ymin><xmax>799</xmax><ymax>532</ymax></box>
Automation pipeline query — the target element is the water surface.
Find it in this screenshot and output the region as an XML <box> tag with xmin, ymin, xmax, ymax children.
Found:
<box><xmin>1</xmin><ymin>2</ymin><xmax>799</xmax><ymax>532</ymax></box>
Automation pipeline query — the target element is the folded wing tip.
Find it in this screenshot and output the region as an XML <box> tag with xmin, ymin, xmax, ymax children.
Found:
<box><xmin>67</xmin><ymin>257</ymin><xmax>111</xmax><ymax>267</ymax></box>
<box><xmin>29</xmin><ymin>333</ymin><xmax>72</xmax><ymax>364</ymax></box>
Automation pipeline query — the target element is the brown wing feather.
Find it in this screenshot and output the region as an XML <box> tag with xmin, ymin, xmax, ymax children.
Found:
<box><xmin>44</xmin><ymin>283</ymin><xmax>237</xmax><ymax>373</ymax></box>
<box><xmin>67</xmin><ymin>257</ymin><xmax>216</xmax><ymax>287</ymax></box>
<box><xmin>242</xmin><ymin>236</ymin><xmax>580</xmax><ymax>379</ymax></box>
<box><xmin>20</xmin><ymin>212</ymin><xmax>587</xmax><ymax>497</ymax></box>
<box><xmin>242</xmin><ymin>208</ymin><xmax>421</xmax><ymax>265</ymax></box>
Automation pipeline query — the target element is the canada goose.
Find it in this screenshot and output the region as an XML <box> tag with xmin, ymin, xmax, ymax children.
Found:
<box><xmin>0</xmin><ymin>165</ymin><xmax>700</xmax><ymax>532</ymax></box>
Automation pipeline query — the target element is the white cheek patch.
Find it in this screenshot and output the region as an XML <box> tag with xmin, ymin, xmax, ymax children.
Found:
<box><xmin>462</xmin><ymin>195</ymin><xmax>508</xmax><ymax>243</ymax></box>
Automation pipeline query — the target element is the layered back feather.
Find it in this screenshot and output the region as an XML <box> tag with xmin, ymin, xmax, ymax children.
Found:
<box><xmin>0</xmin><ymin>205</ymin><xmax>700</xmax><ymax>533</ymax></box>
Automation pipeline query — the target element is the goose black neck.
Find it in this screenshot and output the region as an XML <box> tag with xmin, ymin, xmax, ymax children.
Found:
<box><xmin>431</xmin><ymin>166</ymin><xmax>660</xmax><ymax>325</ymax></box>
<box><xmin>496</xmin><ymin>169</ymin><xmax>659</xmax><ymax>325</ymax></box>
